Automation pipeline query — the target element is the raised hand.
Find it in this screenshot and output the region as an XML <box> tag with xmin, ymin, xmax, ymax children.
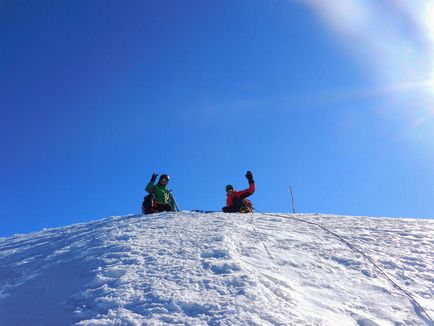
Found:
<box><xmin>150</xmin><ymin>173</ymin><xmax>158</xmax><ymax>182</ymax></box>
<box><xmin>245</xmin><ymin>171</ymin><xmax>254</xmax><ymax>184</ymax></box>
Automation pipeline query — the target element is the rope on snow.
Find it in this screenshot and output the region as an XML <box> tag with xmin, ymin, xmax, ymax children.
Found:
<box><xmin>251</xmin><ymin>208</ymin><xmax>434</xmax><ymax>325</ymax></box>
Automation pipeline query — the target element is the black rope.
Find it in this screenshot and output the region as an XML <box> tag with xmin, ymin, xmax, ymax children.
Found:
<box><xmin>252</xmin><ymin>208</ymin><xmax>434</xmax><ymax>325</ymax></box>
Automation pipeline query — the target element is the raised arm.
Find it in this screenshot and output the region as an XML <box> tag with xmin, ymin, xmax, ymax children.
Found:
<box><xmin>145</xmin><ymin>173</ymin><xmax>158</xmax><ymax>194</ymax></box>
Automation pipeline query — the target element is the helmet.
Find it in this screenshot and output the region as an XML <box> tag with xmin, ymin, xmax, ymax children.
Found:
<box><xmin>159</xmin><ymin>174</ymin><xmax>170</xmax><ymax>182</ymax></box>
<box><xmin>225</xmin><ymin>184</ymin><xmax>234</xmax><ymax>193</ymax></box>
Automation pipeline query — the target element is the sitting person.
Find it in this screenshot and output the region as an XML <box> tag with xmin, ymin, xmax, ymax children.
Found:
<box><xmin>142</xmin><ymin>173</ymin><xmax>176</xmax><ymax>214</ymax></box>
<box><xmin>222</xmin><ymin>171</ymin><xmax>255</xmax><ymax>213</ymax></box>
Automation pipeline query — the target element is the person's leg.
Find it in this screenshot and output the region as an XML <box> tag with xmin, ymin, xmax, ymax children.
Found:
<box><xmin>156</xmin><ymin>203</ymin><xmax>173</xmax><ymax>212</ymax></box>
<box><xmin>223</xmin><ymin>206</ymin><xmax>235</xmax><ymax>213</ymax></box>
<box><xmin>223</xmin><ymin>204</ymin><xmax>243</xmax><ymax>213</ymax></box>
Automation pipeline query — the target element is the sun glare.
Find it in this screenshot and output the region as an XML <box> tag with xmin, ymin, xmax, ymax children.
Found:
<box><xmin>423</xmin><ymin>2</ymin><xmax>434</xmax><ymax>100</ymax></box>
<box><xmin>424</xmin><ymin>2</ymin><xmax>434</xmax><ymax>41</ymax></box>
<box><xmin>301</xmin><ymin>0</ymin><xmax>434</xmax><ymax>147</ymax></box>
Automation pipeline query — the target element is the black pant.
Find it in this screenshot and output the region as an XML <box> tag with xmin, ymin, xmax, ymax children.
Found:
<box><xmin>156</xmin><ymin>203</ymin><xmax>173</xmax><ymax>212</ymax></box>
<box><xmin>143</xmin><ymin>199</ymin><xmax>173</xmax><ymax>215</ymax></box>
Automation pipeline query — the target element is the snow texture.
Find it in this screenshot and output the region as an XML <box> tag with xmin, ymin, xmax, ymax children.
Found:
<box><xmin>0</xmin><ymin>212</ymin><xmax>433</xmax><ymax>325</ymax></box>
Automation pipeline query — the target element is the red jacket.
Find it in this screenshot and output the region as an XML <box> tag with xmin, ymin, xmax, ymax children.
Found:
<box><xmin>226</xmin><ymin>183</ymin><xmax>255</xmax><ymax>206</ymax></box>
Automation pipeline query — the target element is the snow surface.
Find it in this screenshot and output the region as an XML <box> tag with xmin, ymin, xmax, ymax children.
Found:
<box><xmin>0</xmin><ymin>212</ymin><xmax>433</xmax><ymax>325</ymax></box>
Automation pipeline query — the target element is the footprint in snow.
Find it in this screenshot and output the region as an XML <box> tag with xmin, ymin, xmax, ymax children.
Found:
<box><xmin>200</xmin><ymin>249</ymin><xmax>230</xmax><ymax>259</ymax></box>
<box><xmin>202</xmin><ymin>261</ymin><xmax>241</xmax><ymax>274</ymax></box>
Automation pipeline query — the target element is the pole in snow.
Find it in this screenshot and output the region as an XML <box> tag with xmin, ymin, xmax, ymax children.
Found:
<box><xmin>289</xmin><ymin>186</ymin><xmax>296</xmax><ymax>213</ymax></box>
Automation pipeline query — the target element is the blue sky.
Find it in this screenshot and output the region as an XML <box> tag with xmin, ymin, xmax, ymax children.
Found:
<box><xmin>1</xmin><ymin>0</ymin><xmax>433</xmax><ymax>236</ymax></box>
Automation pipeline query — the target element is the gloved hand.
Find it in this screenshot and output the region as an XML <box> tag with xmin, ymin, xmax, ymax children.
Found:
<box><xmin>150</xmin><ymin>173</ymin><xmax>158</xmax><ymax>183</ymax></box>
<box><xmin>245</xmin><ymin>171</ymin><xmax>254</xmax><ymax>184</ymax></box>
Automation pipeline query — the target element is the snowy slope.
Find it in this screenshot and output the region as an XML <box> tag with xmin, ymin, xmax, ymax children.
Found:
<box><xmin>0</xmin><ymin>212</ymin><xmax>433</xmax><ymax>325</ymax></box>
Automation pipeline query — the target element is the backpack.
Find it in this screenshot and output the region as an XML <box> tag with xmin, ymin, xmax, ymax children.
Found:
<box><xmin>142</xmin><ymin>194</ymin><xmax>158</xmax><ymax>214</ymax></box>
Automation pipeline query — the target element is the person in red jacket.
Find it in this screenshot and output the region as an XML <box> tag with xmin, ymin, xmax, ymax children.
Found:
<box><xmin>223</xmin><ymin>171</ymin><xmax>255</xmax><ymax>213</ymax></box>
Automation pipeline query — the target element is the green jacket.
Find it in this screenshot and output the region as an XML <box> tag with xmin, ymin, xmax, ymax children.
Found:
<box><xmin>145</xmin><ymin>182</ymin><xmax>175</xmax><ymax>207</ymax></box>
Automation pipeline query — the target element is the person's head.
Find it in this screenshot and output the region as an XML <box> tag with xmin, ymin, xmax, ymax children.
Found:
<box><xmin>158</xmin><ymin>174</ymin><xmax>170</xmax><ymax>186</ymax></box>
<box><xmin>225</xmin><ymin>184</ymin><xmax>234</xmax><ymax>194</ymax></box>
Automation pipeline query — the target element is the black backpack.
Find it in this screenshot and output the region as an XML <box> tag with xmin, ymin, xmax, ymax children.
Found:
<box><xmin>142</xmin><ymin>194</ymin><xmax>157</xmax><ymax>214</ymax></box>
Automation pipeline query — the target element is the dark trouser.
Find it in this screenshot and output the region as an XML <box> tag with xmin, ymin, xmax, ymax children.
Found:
<box><xmin>156</xmin><ymin>203</ymin><xmax>173</xmax><ymax>212</ymax></box>
<box><xmin>222</xmin><ymin>198</ymin><xmax>247</xmax><ymax>213</ymax></box>
<box><xmin>143</xmin><ymin>197</ymin><xmax>173</xmax><ymax>214</ymax></box>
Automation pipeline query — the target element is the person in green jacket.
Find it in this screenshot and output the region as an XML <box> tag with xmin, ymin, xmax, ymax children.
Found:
<box><xmin>143</xmin><ymin>173</ymin><xmax>176</xmax><ymax>213</ymax></box>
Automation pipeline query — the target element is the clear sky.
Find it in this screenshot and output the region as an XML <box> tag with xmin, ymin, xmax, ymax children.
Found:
<box><xmin>1</xmin><ymin>0</ymin><xmax>433</xmax><ymax>237</ymax></box>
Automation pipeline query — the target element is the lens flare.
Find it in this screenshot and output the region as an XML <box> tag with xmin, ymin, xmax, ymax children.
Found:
<box><xmin>301</xmin><ymin>0</ymin><xmax>434</xmax><ymax>144</ymax></box>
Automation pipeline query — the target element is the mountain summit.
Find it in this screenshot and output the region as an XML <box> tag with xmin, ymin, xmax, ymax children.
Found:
<box><xmin>0</xmin><ymin>212</ymin><xmax>433</xmax><ymax>325</ymax></box>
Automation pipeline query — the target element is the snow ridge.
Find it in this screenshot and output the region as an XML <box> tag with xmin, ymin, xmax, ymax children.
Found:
<box><xmin>0</xmin><ymin>212</ymin><xmax>433</xmax><ymax>325</ymax></box>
